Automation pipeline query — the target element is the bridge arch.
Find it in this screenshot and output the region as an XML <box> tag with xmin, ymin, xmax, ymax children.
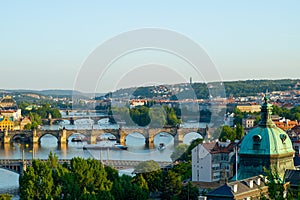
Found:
<box><xmin>182</xmin><ymin>132</ymin><xmax>203</xmax><ymax>144</ymax></box>
<box><xmin>38</xmin><ymin>133</ymin><xmax>59</xmax><ymax>144</ymax></box>
<box><xmin>0</xmin><ymin>166</ymin><xmax>21</xmax><ymax>175</ymax></box>
<box><xmin>124</xmin><ymin>132</ymin><xmax>146</xmax><ymax>145</ymax></box>
<box><xmin>153</xmin><ymin>131</ymin><xmax>175</xmax><ymax>147</ymax></box>
<box><xmin>11</xmin><ymin>133</ymin><xmax>30</xmax><ymax>143</ymax></box>
<box><xmin>74</xmin><ymin>118</ymin><xmax>95</xmax><ymax>125</ymax></box>
<box><xmin>152</xmin><ymin>131</ymin><xmax>174</xmax><ymax>138</ymax></box>
<box><xmin>67</xmin><ymin>132</ymin><xmax>88</xmax><ymax>142</ymax></box>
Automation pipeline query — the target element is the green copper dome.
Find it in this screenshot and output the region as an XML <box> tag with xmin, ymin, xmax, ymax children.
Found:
<box><xmin>236</xmin><ymin>96</ymin><xmax>295</xmax><ymax>180</ymax></box>
<box><xmin>239</xmin><ymin>96</ymin><xmax>294</xmax><ymax>156</ymax></box>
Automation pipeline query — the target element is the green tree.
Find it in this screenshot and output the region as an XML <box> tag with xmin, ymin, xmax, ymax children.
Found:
<box><xmin>171</xmin><ymin>144</ymin><xmax>188</xmax><ymax>162</ymax></box>
<box><xmin>178</xmin><ymin>182</ymin><xmax>199</xmax><ymax>200</ymax></box>
<box><xmin>69</xmin><ymin>157</ymin><xmax>112</xmax><ymax>194</ymax></box>
<box><xmin>19</xmin><ymin>159</ymin><xmax>54</xmax><ymax>200</ymax></box>
<box><xmin>134</xmin><ymin>160</ymin><xmax>162</xmax><ymax>192</ymax></box>
<box><xmin>165</xmin><ymin>106</ymin><xmax>181</xmax><ymax>126</ymax></box>
<box><xmin>0</xmin><ymin>194</ymin><xmax>12</xmax><ymax>200</ymax></box>
<box><xmin>160</xmin><ymin>170</ymin><xmax>182</xmax><ymax>200</ymax></box>
<box><xmin>235</xmin><ymin>124</ymin><xmax>244</xmax><ymax>140</ymax></box>
<box><xmin>132</xmin><ymin>174</ymin><xmax>149</xmax><ymax>199</ymax></box>
<box><xmin>219</xmin><ymin>125</ymin><xmax>236</xmax><ymax>142</ymax></box>
<box><xmin>130</xmin><ymin>106</ymin><xmax>150</xmax><ymax>126</ymax></box>
<box><xmin>149</xmin><ymin>105</ymin><xmax>166</xmax><ymax>128</ymax></box>
<box><xmin>172</xmin><ymin>162</ymin><xmax>192</xmax><ymax>181</ymax></box>
<box><xmin>50</xmin><ymin>108</ymin><xmax>62</xmax><ymax>118</ymax></box>
<box><xmin>24</xmin><ymin>123</ymin><xmax>32</xmax><ymax>130</ymax></box>
<box><xmin>233</xmin><ymin>108</ymin><xmax>243</xmax><ymax>125</ymax></box>
<box><xmin>264</xmin><ymin>167</ymin><xmax>286</xmax><ymax>200</ymax></box>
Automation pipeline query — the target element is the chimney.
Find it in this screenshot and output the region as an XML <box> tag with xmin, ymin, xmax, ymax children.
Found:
<box><xmin>255</xmin><ymin>177</ymin><xmax>261</xmax><ymax>186</ymax></box>
<box><xmin>249</xmin><ymin>180</ymin><xmax>254</xmax><ymax>188</ymax></box>
<box><xmin>263</xmin><ymin>176</ymin><xmax>268</xmax><ymax>183</ymax></box>
<box><xmin>232</xmin><ymin>184</ymin><xmax>238</xmax><ymax>193</ymax></box>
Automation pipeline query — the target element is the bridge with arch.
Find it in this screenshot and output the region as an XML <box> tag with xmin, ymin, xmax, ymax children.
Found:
<box><xmin>0</xmin><ymin>126</ymin><xmax>209</xmax><ymax>148</ymax></box>
<box><xmin>44</xmin><ymin>115</ymin><xmax>111</xmax><ymax>125</ymax></box>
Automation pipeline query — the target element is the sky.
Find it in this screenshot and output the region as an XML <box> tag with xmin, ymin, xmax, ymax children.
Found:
<box><xmin>0</xmin><ymin>1</ymin><xmax>299</xmax><ymax>93</ymax></box>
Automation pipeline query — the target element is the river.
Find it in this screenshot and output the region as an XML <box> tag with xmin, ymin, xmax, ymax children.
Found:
<box><xmin>0</xmin><ymin>115</ymin><xmax>204</xmax><ymax>196</ymax></box>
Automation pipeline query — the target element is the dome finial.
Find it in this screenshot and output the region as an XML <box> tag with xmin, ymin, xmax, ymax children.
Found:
<box><xmin>264</xmin><ymin>89</ymin><xmax>269</xmax><ymax>103</ymax></box>
<box><xmin>264</xmin><ymin>95</ymin><xmax>268</xmax><ymax>104</ymax></box>
<box><xmin>259</xmin><ymin>89</ymin><xmax>274</xmax><ymax>127</ymax></box>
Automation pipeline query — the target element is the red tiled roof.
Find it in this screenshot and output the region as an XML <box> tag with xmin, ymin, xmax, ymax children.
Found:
<box><xmin>202</xmin><ymin>142</ymin><xmax>236</xmax><ymax>154</ymax></box>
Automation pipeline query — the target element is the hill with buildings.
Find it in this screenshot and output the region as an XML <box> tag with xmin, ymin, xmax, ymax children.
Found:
<box><xmin>105</xmin><ymin>79</ymin><xmax>300</xmax><ymax>99</ymax></box>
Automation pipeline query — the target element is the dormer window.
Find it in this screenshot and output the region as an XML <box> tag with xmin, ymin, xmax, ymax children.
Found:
<box><xmin>280</xmin><ymin>134</ymin><xmax>287</xmax><ymax>144</ymax></box>
<box><xmin>253</xmin><ymin>135</ymin><xmax>261</xmax><ymax>150</ymax></box>
<box><xmin>253</xmin><ymin>135</ymin><xmax>262</xmax><ymax>144</ymax></box>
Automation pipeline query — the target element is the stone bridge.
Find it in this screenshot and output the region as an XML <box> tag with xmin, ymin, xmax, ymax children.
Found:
<box><xmin>43</xmin><ymin>115</ymin><xmax>110</xmax><ymax>125</ymax></box>
<box><xmin>0</xmin><ymin>159</ymin><xmax>172</xmax><ymax>174</ymax></box>
<box><xmin>0</xmin><ymin>126</ymin><xmax>209</xmax><ymax>148</ymax></box>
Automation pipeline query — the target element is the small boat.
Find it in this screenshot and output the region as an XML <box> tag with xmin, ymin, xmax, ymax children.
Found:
<box><xmin>71</xmin><ymin>136</ymin><xmax>82</xmax><ymax>142</ymax></box>
<box><xmin>158</xmin><ymin>143</ymin><xmax>166</xmax><ymax>151</ymax></box>
<box><xmin>108</xmin><ymin>136</ymin><xmax>117</xmax><ymax>141</ymax></box>
<box><xmin>83</xmin><ymin>144</ymin><xmax>127</xmax><ymax>150</ymax></box>
<box><xmin>160</xmin><ymin>132</ymin><xmax>168</xmax><ymax>137</ymax></box>
<box><xmin>114</xmin><ymin>144</ymin><xmax>128</xmax><ymax>150</ymax></box>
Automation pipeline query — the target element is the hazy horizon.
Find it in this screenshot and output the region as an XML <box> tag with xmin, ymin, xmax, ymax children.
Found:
<box><xmin>1</xmin><ymin>78</ymin><xmax>299</xmax><ymax>94</ymax></box>
<box><xmin>1</xmin><ymin>1</ymin><xmax>299</xmax><ymax>92</ymax></box>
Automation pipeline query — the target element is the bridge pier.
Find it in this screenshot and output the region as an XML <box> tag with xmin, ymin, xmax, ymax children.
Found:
<box><xmin>32</xmin><ymin>129</ymin><xmax>39</xmax><ymax>143</ymax></box>
<box><xmin>70</xmin><ymin>118</ymin><xmax>75</xmax><ymax>125</ymax></box>
<box><xmin>119</xmin><ymin>131</ymin><xmax>126</xmax><ymax>146</ymax></box>
<box><xmin>3</xmin><ymin>129</ymin><xmax>10</xmax><ymax>144</ymax></box>
<box><xmin>90</xmin><ymin>133</ymin><xmax>97</xmax><ymax>144</ymax></box>
<box><xmin>145</xmin><ymin>137</ymin><xmax>154</xmax><ymax>148</ymax></box>
<box><xmin>146</xmin><ymin>129</ymin><xmax>156</xmax><ymax>148</ymax></box>
<box><xmin>58</xmin><ymin>129</ymin><xmax>68</xmax><ymax>144</ymax></box>
<box><xmin>174</xmin><ymin>130</ymin><xmax>184</xmax><ymax>146</ymax></box>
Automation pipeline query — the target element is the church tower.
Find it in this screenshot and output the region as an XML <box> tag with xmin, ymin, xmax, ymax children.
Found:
<box><xmin>236</xmin><ymin>96</ymin><xmax>295</xmax><ymax>180</ymax></box>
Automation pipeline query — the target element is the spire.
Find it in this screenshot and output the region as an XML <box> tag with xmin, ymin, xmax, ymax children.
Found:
<box><xmin>259</xmin><ymin>94</ymin><xmax>275</xmax><ymax>127</ymax></box>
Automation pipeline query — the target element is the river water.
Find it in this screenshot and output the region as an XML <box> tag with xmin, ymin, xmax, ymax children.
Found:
<box><xmin>0</xmin><ymin>114</ymin><xmax>204</xmax><ymax>196</ymax></box>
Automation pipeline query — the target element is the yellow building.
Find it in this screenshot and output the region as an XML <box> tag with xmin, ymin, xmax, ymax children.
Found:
<box><xmin>20</xmin><ymin>117</ymin><xmax>32</xmax><ymax>130</ymax></box>
<box><xmin>237</xmin><ymin>104</ymin><xmax>261</xmax><ymax>113</ymax></box>
<box><xmin>0</xmin><ymin>116</ymin><xmax>14</xmax><ymax>131</ymax></box>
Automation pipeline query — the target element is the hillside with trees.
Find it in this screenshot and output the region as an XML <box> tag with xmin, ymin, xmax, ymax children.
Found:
<box><xmin>107</xmin><ymin>79</ymin><xmax>300</xmax><ymax>99</ymax></box>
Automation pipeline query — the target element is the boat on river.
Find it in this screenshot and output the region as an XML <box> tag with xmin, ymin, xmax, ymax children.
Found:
<box><xmin>158</xmin><ymin>143</ymin><xmax>166</xmax><ymax>151</ymax></box>
<box><xmin>114</xmin><ymin>144</ymin><xmax>128</xmax><ymax>150</ymax></box>
<box><xmin>71</xmin><ymin>136</ymin><xmax>82</xmax><ymax>142</ymax></box>
<box><xmin>108</xmin><ymin>136</ymin><xmax>117</xmax><ymax>141</ymax></box>
<box><xmin>83</xmin><ymin>144</ymin><xmax>128</xmax><ymax>150</ymax></box>
<box><xmin>159</xmin><ymin>132</ymin><xmax>168</xmax><ymax>137</ymax></box>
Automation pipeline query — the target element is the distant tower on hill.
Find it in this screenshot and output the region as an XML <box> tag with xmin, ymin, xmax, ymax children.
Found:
<box><xmin>190</xmin><ymin>77</ymin><xmax>192</xmax><ymax>85</ymax></box>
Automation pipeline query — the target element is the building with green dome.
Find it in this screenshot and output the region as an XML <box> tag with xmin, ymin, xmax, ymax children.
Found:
<box><xmin>236</xmin><ymin>96</ymin><xmax>295</xmax><ymax>180</ymax></box>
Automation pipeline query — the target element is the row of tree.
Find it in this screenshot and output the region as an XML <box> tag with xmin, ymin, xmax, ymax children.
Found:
<box><xmin>109</xmin><ymin>105</ymin><xmax>181</xmax><ymax>127</ymax></box>
<box><xmin>19</xmin><ymin>152</ymin><xmax>148</xmax><ymax>200</ymax></box>
<box><xmin>18</xmin><ymin>152</ymin><xmax>199</xmax><ymax>200</ymax></box>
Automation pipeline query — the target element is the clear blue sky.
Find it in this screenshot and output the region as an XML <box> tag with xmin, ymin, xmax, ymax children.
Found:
<box><xmin>0</xmin><ymin>1</ymin><xmax>299</xmax><ymax>92</ymax></box>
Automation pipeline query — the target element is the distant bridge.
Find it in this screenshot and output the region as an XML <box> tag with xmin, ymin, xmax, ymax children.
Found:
<box><xmin>43</xmin><ymin>115</ymin><xmax>110</xmax><ymax>125</ymax></box>
<box><xmin>0</xmin><ymin>126</ymin><xmax>209</xmax><ymax>148</ymax></box>
<box><xmin>0</xmin><ymin>158</ymin><xmax>172</xmax><ymax>174</ymax></box>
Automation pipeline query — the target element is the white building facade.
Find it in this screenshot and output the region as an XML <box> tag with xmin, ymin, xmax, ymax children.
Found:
<box><xmin>192</xmin><ymin>141</ymin><xmax>236</xmax><ymax>182</ymax></box>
